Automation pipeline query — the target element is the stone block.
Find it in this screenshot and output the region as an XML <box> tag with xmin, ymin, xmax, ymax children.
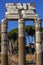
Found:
<box><xmin>5</xmin><ymin>12</ymin><xmax>20</xmax><ymax>20</ymax></box>
<box><xmin>16</xmin><ymin>3</ymin><xmax>23</xmax><ymax>9</ymax></box>
<box><xmin>23</xmin><ymin>13</ymin><xmax>38</xmax><ymax>19</ymax></box>
<box><xmin>21</xmin><ymin>10</ymin><xmax>35</xmax><ymax>15</ymax></box>
<box><xmin>27</xmin><ymin>3</ymin><xmax>35</xmax><ymax>10</ymax></box>
<box><xmin>23</xmin><ymin>3</ymin><xmax>27</xmax><ymax>9</ymax></box>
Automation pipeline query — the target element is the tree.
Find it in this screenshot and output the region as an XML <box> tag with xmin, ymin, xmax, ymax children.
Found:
<box><xmin>8</xmin><ymin>28</ymin><xmax>18</xmax><ymax>42</ymax></box>
<box><xmin>25</xmin><ymin>26</ymin><xmax>35</xmax><ymax>44</ymax></box>
<box><xmin>25</xmin><ymin>26</ymin><xmax>35</xmax><ymax>36</ymax></box>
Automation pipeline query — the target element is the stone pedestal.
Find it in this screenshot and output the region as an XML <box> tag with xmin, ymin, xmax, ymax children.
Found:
<box><xmin>1</xmin><ymin>19</ymin><xmax>8</xmax><ymax>65</ymax></box>
<box><xmin>18</xmin><ymin>19</ymin><xmax>26</xmax><ymax>65</ymax></box>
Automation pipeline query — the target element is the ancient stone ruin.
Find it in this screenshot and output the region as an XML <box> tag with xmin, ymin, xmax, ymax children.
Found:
<box><xmin>1</xmin><ymin>3</ymin><xmax>43</xmax><ymax>65</ymax></box>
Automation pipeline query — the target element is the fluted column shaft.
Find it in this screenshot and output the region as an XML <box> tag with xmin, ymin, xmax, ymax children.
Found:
<box><xmin>1</xmin><ymin>19</ymin><xmax>8</xmax><ymax>65</ymax></box>
<box><xmin>18</xmin><ymin>19</ymin><xmax>26</xmax><ymax>65</ymax></box>
<box><xmin>35</xmin><ymin>19</ymin><xmax>42</xmax><ymax>65</ymax></box>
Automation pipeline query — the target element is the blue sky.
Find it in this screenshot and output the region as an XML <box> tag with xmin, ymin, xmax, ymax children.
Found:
<box><xmin>0</xmin><ymin>0</ymin><xmax>43</xmax><ymax>31</ymax></box>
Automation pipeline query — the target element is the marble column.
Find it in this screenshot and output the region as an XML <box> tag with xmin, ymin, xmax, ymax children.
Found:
<box><xmin>18</xmin><ymin>19</ymin><xmax>26</xmax><ymax>65</ymax></box>
<box><xmin>1</xmin><ymin>19</ymin><xmax>8</xmax><ymax>65</ymax></box>
<box><xmin>35</xmin><ymin>18</ymin><xmax>42</xmax><ymax>65</ymax></box>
